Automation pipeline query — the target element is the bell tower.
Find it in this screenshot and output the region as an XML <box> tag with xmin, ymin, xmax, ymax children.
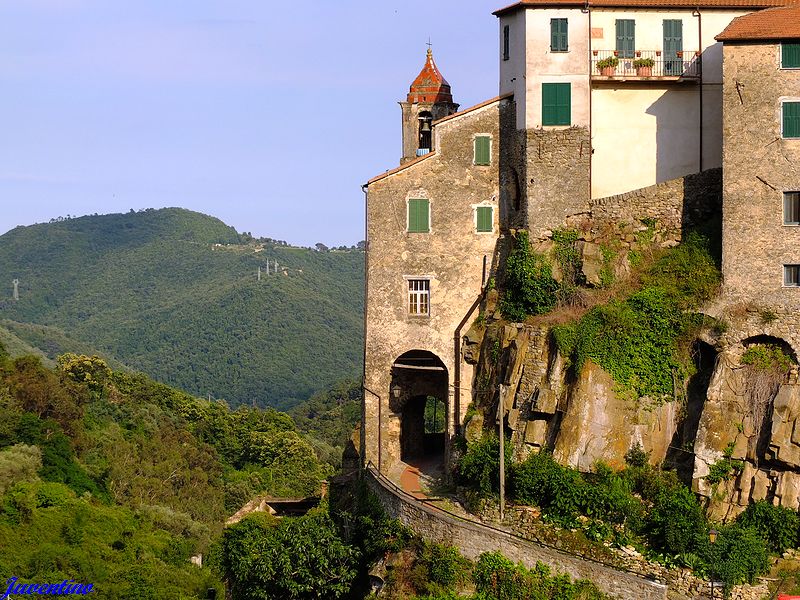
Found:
<box><xmin>399</xmin><ymin>48</ymin><xmax>459</xmax><ymax>164</ymax></box>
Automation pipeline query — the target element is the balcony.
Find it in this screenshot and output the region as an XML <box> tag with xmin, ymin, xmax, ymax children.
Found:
<box><xmin>591</xmin><ymin>50</ymin><xmax>701</xmax><ymax>82</ymax></box>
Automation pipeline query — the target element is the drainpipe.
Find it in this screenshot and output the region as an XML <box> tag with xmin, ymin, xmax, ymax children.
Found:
<box><xmin>583</xmin><ymin>1</ymin><xmax>592</xmax><ymax>200</ymax></box>
<box><xmin>361</xmin><ymin>183</ymin><xmax>381</xmax><ymax>473</ymax></box>
<box><xmin>694</xmin><ymin>7</ymin><xmax>703</xmax><ymax>172</ymax></box>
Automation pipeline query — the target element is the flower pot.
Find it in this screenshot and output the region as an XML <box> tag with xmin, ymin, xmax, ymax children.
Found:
<box><xmin>676</xmin><ymin>51</ymin><xmax>683</xmax><ymax>58</ymax></box>
<box><xmin>600</xmin><ymin>67</ymin><xmax>616</xmax><ymax>76</ymax></box>
<box><xmin>636</xmin><ymin>66</ymin><xmax>652</xmax><ymax>76</ymax></box>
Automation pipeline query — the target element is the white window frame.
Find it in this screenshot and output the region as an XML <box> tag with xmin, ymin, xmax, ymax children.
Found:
<box><xmin>472</xmin><ymin>202</ymin><xmax>495</xmax><ymax>234</ymax></box>
<box><xmin>783</xmin><ymin>264</ymin><xmax>800</xmax><ymax>287</ymax></box>
<box><xmin>405</xmin><ymin>277</ymin><xmax>431</xmax><ymax>316</ymax></box>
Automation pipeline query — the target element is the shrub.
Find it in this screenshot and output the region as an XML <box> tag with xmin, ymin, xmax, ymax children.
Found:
<box><xmin>510</xmin><ymin>451</ymin><xmax>584</xmax><ymax>524</ymax></box>
<box><xmin>645</xmin><ymin>485</ymin><xmax>706</xmax><ymax>555</ymax></box>
<box><xmin>458</xmin><ymin>433</ymin><xmax>511</xmax><ymax>497</ymax></box>
<box><xmin>500</xmin><ymin>231</ymin><xmax>559</xmax><ymax>321</ymax></box>
<box><xmin>736</xmin><ymin>500</ymin><xmax>800</xmax><ymax>553</ymax></box>
<box><xmin>418</xmin><ymin>543</ymin><xmax>470</xmax><ymax>588</ymax></box>
<box><xmin>741</xmin><ymin>344</ymin><xmax>794</xmax><ymax>372</ymax></box>
<box><xmin>633</xmin><ymin>57</ymin><xmax>655</xmax><ymax>68</ymax></box>
<box><xmin>624</xmin><ymin>443</ymin><xmax>650</xmax><ymax>468</ymax></box>
<box><xmin>596</xmin><ymin>56</ymin><xmax>619</xmax><ymax>70</ymax></box>
<box><xmin>700</xmin><ymin>524</ymin><xmax>770</xmax><ymax>589</ymax></box>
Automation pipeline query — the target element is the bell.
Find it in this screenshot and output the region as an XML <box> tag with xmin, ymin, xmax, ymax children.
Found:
<box><xmin>420</xmin><ymin>120</ymin><xmax>431</xmax><ymax>132</ymax></box>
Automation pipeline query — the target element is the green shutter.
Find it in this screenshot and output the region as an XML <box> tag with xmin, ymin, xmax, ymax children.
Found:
<box><xmin>616</xmin><ymin>19</ymin><xmax>635</xmax><ymax>58</ymax></box>
<box><xmin>408</xmin><ymin>199</ymin><xmax>429</xmax><ymax>232</ymax></box>
<box><xmin>783</xmin><ymin>43</ymin><xmax>800</xmax><ymax>68</ymax></box>
<box><xmin>550</xmin><ymin>19</ymin><xmax>568</xmax><ymax>52</ymax></box>
<box><xmin>474</xmin><ymin>136</ymin><xmax>490</xmax><ymax>165</ymax></box>
<box><xmin>542</xmin><ymin>83</ymin><xmax>571</xmax><ymax>126</ymax></box>
<box><xmin>784</xmin><ymin>102</ymin><xmax>800</xmax><ymax>139</ymax></box>
<box><xmin>476</xmin><ymin>206</ymin><xmax>493</xmax><ymax>232</ymax></box>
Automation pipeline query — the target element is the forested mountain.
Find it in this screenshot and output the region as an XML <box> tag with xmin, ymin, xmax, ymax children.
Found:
<box><xmin>0</xmin><ymin>208</ymin><xmax>364</xmax><ymax>409</ymax></box>
<box><xmin>0</xmin><ymin>347</ymin><xmax>333</xmax><ymax>597</ymax></box>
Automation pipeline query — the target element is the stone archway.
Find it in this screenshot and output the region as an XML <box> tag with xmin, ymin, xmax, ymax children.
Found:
<box><xmin>389</xmin><ymin>350</ymin><xmax>449</xmax><ymax>464</ymax></box>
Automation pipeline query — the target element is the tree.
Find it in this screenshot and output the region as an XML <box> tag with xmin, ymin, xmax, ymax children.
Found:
<box><xmin>315</xmin><ymin>243</ymin><xmax>329</xmax><ymax>253</ymax></box>
<box><xmin>224</xmin><ymin>510</ymin><xmax>359</xmax><ymax>600</ymax></box>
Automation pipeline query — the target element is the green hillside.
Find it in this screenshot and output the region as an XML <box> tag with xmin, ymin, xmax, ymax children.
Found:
<box><xmin>0</xmin><ymin>208</ymin><xmax>364</xmax><ymax>409</ymax></box>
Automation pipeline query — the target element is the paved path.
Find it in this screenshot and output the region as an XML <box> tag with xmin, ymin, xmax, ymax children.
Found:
<box><xmin>398</xmin><ymin>455</ymin><xmax>444</xmax><ymax>499</ymax></box>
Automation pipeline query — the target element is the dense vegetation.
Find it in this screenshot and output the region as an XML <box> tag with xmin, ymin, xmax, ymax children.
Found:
<box><xmin>0</xmin><ymin>344</ymin><xmax>333</xmax><ymax>597</ymax></box>
<box><xmin>0</xmin><ymin>208</ymin><xmax>364</xmax><ymax>409</ymax></box>
<box><xmin>457</xmin><ymin>437</ymin><xmax>785</xmax><ymax>591</ymax></box>
<box><xmin>552</xmin><ymin>231</ymin><xmax>721</xmax><ymax>400</ymax></box>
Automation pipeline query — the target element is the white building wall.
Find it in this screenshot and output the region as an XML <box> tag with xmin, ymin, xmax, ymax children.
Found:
<box><xmin>499</xmin><ymin>10</ymin><xmax>528</xmax><ymax>127</ymax></box>
<box><xmin>589</xmin><ymin>8</ymin><xmax>752</xmax><ymax>198</ymax></box>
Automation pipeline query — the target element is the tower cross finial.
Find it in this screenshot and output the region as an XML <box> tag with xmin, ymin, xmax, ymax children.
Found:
<box><xmin>426</xmin><ymin>37</ymin><xmax>432</xmax><ymax>54</ymax></box>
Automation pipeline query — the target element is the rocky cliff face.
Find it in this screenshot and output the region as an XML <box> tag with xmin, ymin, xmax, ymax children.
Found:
<box><xmin>463</xmin><ymin>297</ymin><xmax>800</xmax><ymax>520</ymax></box>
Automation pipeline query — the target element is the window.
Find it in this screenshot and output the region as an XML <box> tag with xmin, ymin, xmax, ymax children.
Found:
<box><xmin>784</xmin><ymin>102</ymin><xmax>800</xmax><ymax>138</ymax></box>
<box><xmin>503</xmin><ymin>25</ymin><xmax>510</xmax><ymax>61</ymax></box>
<box><xmin>407</xmin><ymin>198</ymin><xmax>430</xmax><ymax>233</ymax></box>
<box><xmin>616</xmin><ymin>19</ymin><xmax>635</xmax><ymax>59</ymax></box>
<box><xmin>782</xmin><ymin>43</ymin><xmax>800</xmax><ymax>69</ymax></box>
<box><xmin>784</xmin><ymin>265</ymin><xmax>800</xmax><ymax>287</ymax></box>
<box><xmin>476</xmin><ymin>206</ymin><xmax>493</xmax><ymax>233</ymax></box>
<box><xmin>542</xmin><ymin>83</ymin><xmax>571</xmax><ymax>126</ymax></box>
<box><xmin>551</xmin><ymin>19</ymin><xmax>568</xmax><ymax>52</ymax></box>
<box><xmin>474</xmin><ymin>136</ymin><xmax>491</xmax><ymax>165</ymax></box>
<box><xmin>785</xmin><ymin>192</ymin><xmax>800</xmax><ymax>225</ymax></box>
<box><xmin>408</xmin><ymin>279</ymin><xmax>430</xmax><ymax>315</ymax></box>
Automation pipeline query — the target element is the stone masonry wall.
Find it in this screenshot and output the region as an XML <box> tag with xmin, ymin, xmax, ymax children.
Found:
<box><xmin>365</xmin><ymin>466</ymin><xmax>668</xmax><ymax>600</ymax></box>
<box><xmin>721</xmin><ymin>42</ymin><xmax>800</xmax><ymax>311</ymax></box>
<box><xmin>525</xmin><ymin>127</ymin><xmax>591</xmax><ymax>240</ymax></box>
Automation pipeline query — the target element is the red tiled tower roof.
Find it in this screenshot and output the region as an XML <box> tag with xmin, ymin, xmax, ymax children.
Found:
<box><xmin>407</xmin><ymin>49</ymin><xmax>454</xmax><ymax>104</ymax></box>
<box><xmin>716</xmin><ymin>5</ymin><xmax>800</xmax><ymax>40</ymax></box>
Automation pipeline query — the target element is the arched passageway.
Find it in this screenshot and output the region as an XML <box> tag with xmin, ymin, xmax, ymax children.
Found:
<box><xmin>389</xmin><ymin>350</ymin><xmax>449</xmax><ymax>463</ymax></box>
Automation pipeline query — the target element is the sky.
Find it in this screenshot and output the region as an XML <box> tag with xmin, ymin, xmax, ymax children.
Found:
<box><xmin>0</xmin><ymin>1</ymin><xmax>500</xmax><ymax>247</ymax></box>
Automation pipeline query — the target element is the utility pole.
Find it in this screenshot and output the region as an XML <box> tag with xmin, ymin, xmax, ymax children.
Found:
<box><xmin>257</xmin><ymin>266</ymin><xmax>261</xmax><ymax>281</ymax></box>
<box><xmin>12</xmin><ymin>279</ymin><xmax>19</xmax><ymax>301</ymax></box>
<box><xmin>498</xmin><ymin>383</ymin><xmax>509</xmax><ymax>522</ymax></box>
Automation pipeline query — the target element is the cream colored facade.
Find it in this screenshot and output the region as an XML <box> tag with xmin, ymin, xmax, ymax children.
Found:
<box><xmin>498</xmin><ymin>6</ymin><xmax>751</xmax><ymax>199</ymax></box>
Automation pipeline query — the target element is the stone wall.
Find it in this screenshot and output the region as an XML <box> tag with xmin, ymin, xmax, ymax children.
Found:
<box><xmin>525</xmin><ymin>126</ymin><xmax>591</xmax><ymax>240</ymax></box>
<box><xmin>584</xmin><ymin>168</ymin><xmax>722</xmax><ymax>239</ymax></box>
<box><xmin>364</xmin><ymin>466</ymin><xmax>668</xmax><ymax>600</ymax></box>
<box><xmin>721</xmin><ymin>41</ymin><xmax>800</xmax><ymax>312</ymax></box>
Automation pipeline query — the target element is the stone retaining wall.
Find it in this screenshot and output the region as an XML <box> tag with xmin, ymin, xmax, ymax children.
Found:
<box><xmin>365</xmin><ymin>466</ymin><xmax>667</xmax><ymax>600</ymax></box>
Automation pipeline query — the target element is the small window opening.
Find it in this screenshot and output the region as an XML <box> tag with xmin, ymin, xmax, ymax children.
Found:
<box><xmin>784</xmin><ymin>265</ymin><xmax>800</xmax><ymax>287</ymax></box>
<box><xmin>408</xmin><ymin>279</ymin><xmax>430</xmax><ymax>315</ymax></box>
<box><xmin>503</xmin><ymin>25</ymin><xmax>510</xmax><ymax>61</ymax></box>
<box><xmin>784</xmin><ymin>192</ymin><xmax>800</xmax><ymax>225</ymax></box>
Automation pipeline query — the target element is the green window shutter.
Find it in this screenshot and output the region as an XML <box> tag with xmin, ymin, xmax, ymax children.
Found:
<box><xmin>616</xmin><ymin>19</ymin><xmax>635</xmax><ymax>58</ymax></box>
<box><xmin>783</xmin><ymin>43</ymin><xmax>800</xmax><ymax>68</ymax></box>
<box><xmin>474</xmin><ymin>136</ymin><xmax>490</xmax><ymax>165</ymax></box>
<box><xmin>476</xmin><ymin>206</ymin><xmax>493</xmax><ymax>232</ymax></box>
<box><xmin>784</xmin><ymin>102</ymin><xmax>800</xmax><ymax>138</ymax></box>
<box><xmin>542</xmin><ymin>83</ymin><xmax>571</xmax><ymax>126</ymax></box>
<box><xmin>550</xmin><ymin>19</ymin><xmax>568</xmax><ymax>52</ymax></box>
<box><xmin>408</xmin><ymin>199</ymin><xmax>429</xmax><ymax>232</ymax></box>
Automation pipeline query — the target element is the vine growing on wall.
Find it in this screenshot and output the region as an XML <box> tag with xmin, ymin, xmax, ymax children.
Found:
<box><xmin>500</xmin><ymin>231</ymin><xmax>559</xmax><ymax>321</ymax></box>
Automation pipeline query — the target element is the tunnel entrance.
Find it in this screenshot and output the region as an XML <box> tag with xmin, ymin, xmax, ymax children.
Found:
<box><xmin>390</xmin><ymin>350</ymin><xmax>448</xmax><ymax>462</ymax></box>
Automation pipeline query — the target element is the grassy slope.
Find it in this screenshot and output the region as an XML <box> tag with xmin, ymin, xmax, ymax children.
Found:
<box><xmin>0</xmin><ymin>208</ymin><xmax>363</xmax><ymax>409</ymax></box>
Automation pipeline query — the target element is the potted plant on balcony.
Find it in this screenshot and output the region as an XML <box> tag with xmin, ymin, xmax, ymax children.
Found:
<box><xmin>633</xmin><ymin>57</ymin><xmax>655</xmax><ymax>77</ymax></box>
<box><xmin>596</xmin><ymin>56</ymin><xmax>619</xmax><ymax>76</ymax></box>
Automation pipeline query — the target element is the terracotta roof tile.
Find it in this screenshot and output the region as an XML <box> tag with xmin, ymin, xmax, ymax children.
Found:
<box><xmin>407</xmin><ymin>49</ymin><xmax>454</xmax><ymax>104</ymax></box>
<box><xmin>494</xmin><ymin>0</ymin><xmax>798</xmax><ymax>13</ymax></box>
<box><xmin>716</xmin><ymin>5</ymin><xmax>800</xmax><ymax>39</ymax></box>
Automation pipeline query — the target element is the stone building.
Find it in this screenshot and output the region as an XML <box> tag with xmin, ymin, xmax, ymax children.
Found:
<box><xmin>362</xmin><ymin>51</ymin><xmax>508</xmax><ymax>475</ymax></box>
<box><xmin>718</xmin><ymin>6</ymin><xmax>800</xmax><ymax>317</ymax></box>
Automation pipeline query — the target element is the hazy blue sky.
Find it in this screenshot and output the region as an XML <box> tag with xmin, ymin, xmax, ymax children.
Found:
<box><xmin>0</xmin><ymin>1</ymin><xmax>500</xmax><ymax>246</ymax></box>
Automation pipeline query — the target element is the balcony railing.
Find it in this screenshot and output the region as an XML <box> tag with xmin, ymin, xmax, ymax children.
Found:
<box><xmin>591</xmin><ymin>50</ymin><xmax>701</xmax><ymax>80</ymax></box>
